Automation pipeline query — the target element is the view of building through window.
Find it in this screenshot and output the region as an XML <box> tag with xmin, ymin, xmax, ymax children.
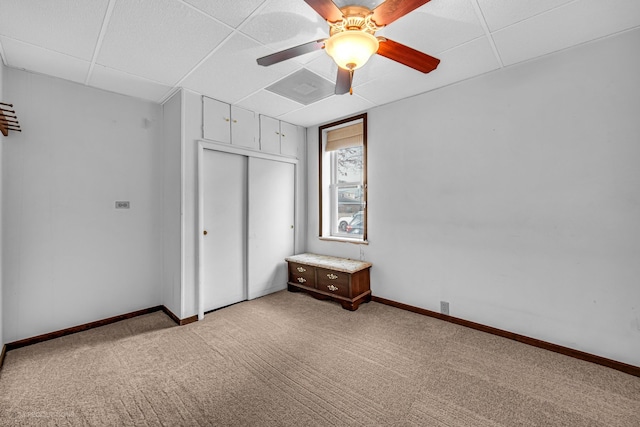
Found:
<box><xmin>335</xmin><ymin>146</ymin><xmax>364</xmax><ymax>235</ymax></box>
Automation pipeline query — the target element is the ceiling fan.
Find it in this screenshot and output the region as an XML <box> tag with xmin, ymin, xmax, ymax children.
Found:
<box><xmin>256</xmin><ymin>0</ymin><xmax>441</xmax><ymax>95</ymax></box>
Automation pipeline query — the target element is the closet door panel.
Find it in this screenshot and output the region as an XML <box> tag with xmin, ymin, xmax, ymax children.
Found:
<box><xmin>247</xmin><ymin>158</ymin><xmax>295</xmax><ymax>299</ymax></box>
<box><xmin>202</xmin><ymin>150</ymin><xmax>247</xmax><ymax>311</ymax></box>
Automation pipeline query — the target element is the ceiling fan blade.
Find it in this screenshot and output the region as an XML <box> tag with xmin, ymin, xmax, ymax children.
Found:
<box><xmin>376</xmin><ymin>38</ymin><xmax>440</xmax><ymax>73</ymax></box>
<box><xmin>303</xmin><ymin>0</ymin><xmax>343</xmax><ymax>22</ymax></box>
<box><xmin>257</xmin><ymin>40</ymin><xmax>325</xmax><ymax>66</ymax></box>
<box><xmin>372</xmin><ymin>0</ymin><xmax>432</xmax><ymax>26</ymax></box>
<box><xmin>335</xmin><ymin>68</ymin><xmax>351</xmax><ymax>95</ymax></box>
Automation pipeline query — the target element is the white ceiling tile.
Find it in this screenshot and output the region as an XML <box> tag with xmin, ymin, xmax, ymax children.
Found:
<box><xmin>0</xmin><ymin>0</ymin><xmax>109</xmax><ymax>60</ymax></box>
<box><xmin>97</xmin><ymin>0</ymin><xmax>232</xmax><ymax>85</ymax></box>
<box><xmin>379</xmin><ymin>0</ymin><xmax>484</xmax><ymax>54</ymax></box>
<box><xmin>356</xmin><ymin>36</ymin><xmax>500</xmax><ymax>105</ymax></box>
<box><xmin>182</xmin><ymin>0</ymin><xmax>267</xmax><ymax>28</ymax></box>
<box><xmin>494</xmin><ymin>0</ymin><xmax>640</xmax><ymax>66</ymax></box>
<box><xmin>277</xmin><ymin>93</ymin><xmax>375</xmax><ymax>127</ymax></box>
<box><xmin>236</xmin><ymin>90</ymin><xmax>304</xmax><ymax>118</ymax></box>
<box><xmin>88</xmin><ymin>64</ymin><xmax>172</xmax><ymax>102</ymax></box>
<box><xmin>476</xmin><ymin>0</ymin><xmax>575</xmax><ymax>32</ymax></box>
<box><xmin>181</xmin><ymin>33</ymin><xmax>298</xmax><ymax>104</ymax></box>
<box><xmin>241</xmin><ymin>0</ymin><xmax>329</xmax><ymax>52</ymax></box>
<box><xmin>1</xmin><ymin>37</ymin><xmax>90</xmax><ymax>84</ymax></box>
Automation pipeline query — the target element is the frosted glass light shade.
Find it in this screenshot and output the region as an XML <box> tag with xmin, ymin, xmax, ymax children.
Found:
<box><xmin>325</xmin><ymin>31</ymin><xmax>379</xmax><ymax>70</ymax></box>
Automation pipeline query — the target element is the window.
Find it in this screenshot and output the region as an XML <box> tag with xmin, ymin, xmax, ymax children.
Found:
<box><xmin>319</xmin><ymin>114</ymin><xmax>367</xmax><ymax>242</ymax></box>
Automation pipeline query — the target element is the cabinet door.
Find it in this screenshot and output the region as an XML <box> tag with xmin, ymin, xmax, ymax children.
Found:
<box><xmin>203</xmin><ymin>97</ymin><xmax>231</xmax><ymax>143</ymax></box>
<box><xmin>231</xmin><ymin>106</ymin><xmax>258</xmax><ymax>149</ymax></box>
<box><xmin>259</xmin><ymin>115</ymin><xmax>281</xmax><ymax>154</ymax></box>
<box><xmin>280</xmin><ymin>121</ymin><xmax>298</xmax><ymax>157</ymax></box>
<box><xmin>247</xmin><ymin>157</ymin><xmax>295</xmax><ymax>299</ymax></box>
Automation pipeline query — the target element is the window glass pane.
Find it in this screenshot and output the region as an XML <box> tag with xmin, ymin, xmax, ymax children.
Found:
<box><xmin>336</xmin><ymin>146</ymin><xmax>363</xmax><ymax>183</ymax></box>
<box><xmin>337</xmin><ymin>185</ymin><xmax>364</xmax><ymax>234</ymax></box>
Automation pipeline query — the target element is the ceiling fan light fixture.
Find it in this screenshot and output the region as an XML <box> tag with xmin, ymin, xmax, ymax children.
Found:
<box><xmin>324</xmin><ymin>30</ymin><xmax>379</xmax><ymax>70</ymax></box>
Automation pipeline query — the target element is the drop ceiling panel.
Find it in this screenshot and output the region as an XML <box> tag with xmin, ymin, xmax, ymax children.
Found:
<box><xmin>181</xmin><ymin>33</ymin><xmax>298</xmax><ymax>104</ymax></box>
<box><xmin>0</xmin><ymin>0</ymin><xmax>109</xmax><ymax>60</ymax></box>
<box><xmin>237</xmin><ymin>89</ymin><xmax>307</xmax><ymax>118</ymax></box>
<box><xmin>182</xmin><ymin>0</ymin><xmax>267</xmax><ymax>28</ymax></box>
<box><xmin>97</xmin><ymin>0</ymin><xmax>232</xmax><ymax>85</ymax></box>
<box><xmin>356</xmin><ymin>37</ymin><xmax>500</xmax><ymax>105</ymax></box>
<box><xmin>0</xmin><ymin>37</ymin><xmax>90</xmax><ymax>84</ymax></box>
<box><xmin>494</xmin><ymin>0</ymin><xmax>640</xmax><ymax>66</ymax></box>
<box><xmin>476</xmin><ymin>0</ymin><xmax>574</xmax><ymax>32</ymax></box>
<box><xmin>89</xmin><ymin>64</ymin><xmax>172</xmax><ymax>102</ymax></box>
<box><xmin>241</xmin><ymin>0</ymin><xmax>329</xmax><ymax>52</ymax></box>
<box><xmin>278</xmin><ymin>93</ymin><xmax>375</xmax><ymax>128</ymax></box>
<box><xmin>378</xmin><ymin>0</ymin><xmax>484</xmax><ymax>54</ymax></box>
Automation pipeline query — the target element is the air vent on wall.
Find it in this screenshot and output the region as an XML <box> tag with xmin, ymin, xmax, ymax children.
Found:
<box><xmin>266</xmin><ymin>69</ymin><xmax>335</xmax><ymax>105</ymax></box>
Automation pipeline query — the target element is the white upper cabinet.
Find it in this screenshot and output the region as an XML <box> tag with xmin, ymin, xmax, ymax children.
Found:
<box><xmin>203</xmin><ymin>96</ymin><xmax>230</xmax><ymax>143</ymax></box>
<box><xmin>280</xmin><ymin>121</ymin><xmax>299</xmax><ymax>157</ymax></box>
<box><xmin>259</xmin><ymin>115</ymin><xmax>281</xmax><ymax>154</ymax></box>
<box><xmin>259</xmin><ymin>115</ymin><xmax>300</xmax><ymax>158</ymax></box>
<box><xmin>203</xmin><ymin>96</ymin><xmax>258</xmax><ymax>149</ymax></box>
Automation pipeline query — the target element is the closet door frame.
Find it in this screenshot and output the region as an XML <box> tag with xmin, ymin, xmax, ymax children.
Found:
<box><xmin>197</xmin><ymin>140</ymin><xmax>298</xmax><ymax>320</ymax></box>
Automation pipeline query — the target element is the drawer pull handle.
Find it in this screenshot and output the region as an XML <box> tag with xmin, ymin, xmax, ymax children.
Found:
<box><xmin>297</xmin><ymin>277</ymin><xmax>307</xmax><ymax>283</ymax></box>
<box><xmin>327</xmin><ymin>285</ymin><xmax>338</xmax><ymax>292</ymax></box>
<box><xmin>296</xmin><ymin>267</ymin><xmax>306</xmax><ymax>272</ymax></box>
<box><xmin>327</xmin><ymin>273</ymin><xmax>338</xmax><ymax>280</ymax></box>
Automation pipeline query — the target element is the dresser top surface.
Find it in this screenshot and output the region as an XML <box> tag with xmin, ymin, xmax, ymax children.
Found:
<box><xmin>285</xmin><ymin>253</ymin><xmax>372</xmax><ymax>273</ymax></box>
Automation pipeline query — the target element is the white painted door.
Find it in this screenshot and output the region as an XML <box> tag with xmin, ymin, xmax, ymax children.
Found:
<box><xmin>202</xmin><ymin>149</ymin><xmax>247</xmax><ymax>311</ymax></box>
<box><xmin>247</xmin><ymin>157</ymin><xmax>295</xmax><ymax>299</ymax></box>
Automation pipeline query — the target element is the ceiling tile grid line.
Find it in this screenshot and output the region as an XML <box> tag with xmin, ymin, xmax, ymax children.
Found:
<box><xmin>158</xmin><ymin>0</ymin><xmax>276</xmax><ymax>104</ymax></box>
<box><xmin>174</xmin><ymin>0</ymin><xmax>237</xmax><ymax>32</ymax></box>
<box><xmin>470</xmin><ymin>0</ymin><xmax>504</xmax><ymax>67</ymax></box>
<box><xmin>84</xmin><ymin>0</ymin><xmax>117</xmax><ymax>85</ymax></box>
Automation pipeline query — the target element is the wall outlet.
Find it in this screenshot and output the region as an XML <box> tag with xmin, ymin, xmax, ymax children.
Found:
<box><xmin>115</xmin><ymin>201</ymin><xmax>130</xmax><ymax>209</ymax></box>
<box><xmin>440</xmin><ymin>301</ymin><xmax>450</xmax><ymax>315</ymax></box>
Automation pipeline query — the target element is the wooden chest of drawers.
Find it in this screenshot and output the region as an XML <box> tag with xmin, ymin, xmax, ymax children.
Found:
<box><xmin>285</xmin><ymin>253</ymin><xmax>372</xmax><ymax>311</ymax></box>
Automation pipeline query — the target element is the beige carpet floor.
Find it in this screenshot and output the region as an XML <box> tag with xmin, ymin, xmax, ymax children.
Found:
<box><xmin>0</xmin><ymin>290</ymin><xmax>638</xmax><ymax>426</ymax></box>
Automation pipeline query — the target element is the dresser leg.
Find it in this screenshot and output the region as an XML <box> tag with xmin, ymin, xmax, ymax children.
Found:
<box><xmin>287</xmin><ymin>284</ymin><xmax>301</xmax><ymax>292</ymax></box>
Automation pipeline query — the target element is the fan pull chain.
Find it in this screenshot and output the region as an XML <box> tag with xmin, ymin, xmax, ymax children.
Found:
<box><xmin>349</xmin><ymin>69</ymin><xmax>354</xmax><ymax>95</ymax></box>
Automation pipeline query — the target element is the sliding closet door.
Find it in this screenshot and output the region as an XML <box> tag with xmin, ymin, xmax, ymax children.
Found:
<box><xmin>202</xmin><ymin>149</ymin><xmax>247</xmax><ymax>312</ymax></box>
<box><xmin>247</xmin><ymin>157</ymin><xmax>295</xmax><ymax>299</ymax></box>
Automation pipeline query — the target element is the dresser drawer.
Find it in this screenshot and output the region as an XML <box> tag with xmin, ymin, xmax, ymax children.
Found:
<box><xmin>316</xmin><ymin>268</ymin><xmax>350</xmax><ymax>298</ymax></box>
<box><xmin>288</xmin><ymin>262</ymin><xmax>315</xmax><ymax>288</ymax></box>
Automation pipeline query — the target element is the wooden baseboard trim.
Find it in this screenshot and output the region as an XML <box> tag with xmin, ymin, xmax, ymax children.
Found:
<box><xmin>5</xmin><ymin>306</ymin><xmax>165</xmax><ymax>351</ymax></box>
<box><xmin>161</xmin><ymin>306</ymin><xmax>198</xmax><ymax>326</ymax></box>
<box><xmin>371</xmin><ymin>296</ymin><xmax>640</xmax><ymax>378</ymax></box>
<box><xmin>0</xmin><ymin>344</ymin><xmax>7</xmax><ymax>370</ymax></box>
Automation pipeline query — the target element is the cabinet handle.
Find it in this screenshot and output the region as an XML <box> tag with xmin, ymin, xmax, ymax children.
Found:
<box><xmin>296</xmin><ymin>267</ymin><xmax>306</xmax><ymax>273</ymax></box>
<box><xmin>327</xmin><ymin>273</ymin><xmax>338</xmax><ymax>280</ymax></box>
<box><xmin>275</xmin><ymin>131</ymin><xmax>280</xmax><ymax>135</ymax></box>
<box><xmin>281</xmin><ymin>134</ymin><xmax>285</xmax><ymax>138</ymax></box>
<box><xmin>327</xmin><ymin>285</ymin><xmax>338</xmax><ymax>292</ymax></box>
<box><xmin>297</xmin><ymin>277</ymin><xmax>306</xmax><ymax>283</ymax></box>
<box><xmin>224</xmin><ymin>117</ymin><xmax>230</xmax><ymax>122</ymax></box>
<box><xmin>233</xmin><ymin>119</ymin><xmax>237</xmax><ymax>123</ymax></box>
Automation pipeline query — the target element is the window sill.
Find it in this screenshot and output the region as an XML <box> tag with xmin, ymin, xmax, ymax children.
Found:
<box><xmin>319</xmin><ymin>236</ymin><xmax>368</xmax><ymax>245</ymax></box>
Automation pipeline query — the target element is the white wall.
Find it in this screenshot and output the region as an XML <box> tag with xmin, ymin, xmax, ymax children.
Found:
<box><xmin>161</xmin><ymin>91</ymin><xmax>182</xmax><ymax>318</ymax></box>
<box><xmin>0</xmin><ymin>61</ymin><xmax>4</xmax><ymax>347</ymax></box>
<box><xmin>306</xmin><ymin>29</ymin><xmax>640</xmax><ymax>366</ymax></box>
<box><xmin>2</xmin><ymin>69</ymin><xmax>163</xmax><ymax>342</ymax></box>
